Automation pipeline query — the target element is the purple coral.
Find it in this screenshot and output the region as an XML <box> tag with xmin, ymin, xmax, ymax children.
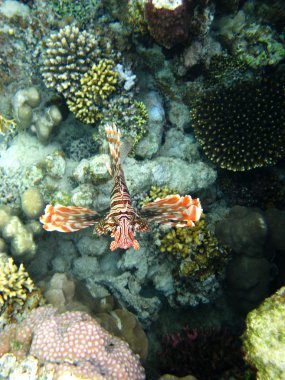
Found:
<box><xmin>145</xmin><ymin>1</ymin><xmax>189</xmax><ymax>48</ymax></box>
<box><xmin>0</xmin><ymin>306</ymin><xmax>145</xmax><ymax>379</ymax></box>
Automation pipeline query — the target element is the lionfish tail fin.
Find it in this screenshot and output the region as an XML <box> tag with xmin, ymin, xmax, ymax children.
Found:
<box><xmin>105</xmin><ymin>123</ymin><xmax>121</xmax><ymax>170</ymax></box>
<box><xmin>140</xmin><ymin>194</ymin><xmax>202</xmax><ymax>227</ymax></box>
<box><xmin>40</xmin><ymin>204</ymin><xmax>101</xmax><ymax>233</ymax></box>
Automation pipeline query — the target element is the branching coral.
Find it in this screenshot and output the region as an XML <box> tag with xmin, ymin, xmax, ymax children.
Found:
<box><xmin>67</xmin><ymin>59</ymin><xmax>118</xmax><ymax>124</ymax></box>
<box><xmin>0</xmin><ymin>256</ymin><xmax>35</xmax><ymax>308</ymax></box>
<box><xmin>191</xmin><ymin>71</ymin><xmax>285</xmax><ymax>171</ymax></box>
<box><xmin>41</xmin><ymin>25</ymin><xmax>114</xmax><ymax>99</ymax></box>
<box><xmin>0</xmin><ymin>255</ymin><xmax>42</xmax><ymax>329</ymax></box>
<box><xmin>0</xmin><ymin>113</ymin><xmax>16</xmax><ymax>136</ymax></box>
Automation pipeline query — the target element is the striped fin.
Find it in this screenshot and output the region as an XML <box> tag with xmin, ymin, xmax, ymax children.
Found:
<box><xmin>105</xmin><ymin>123</ymin><xmax>121</xmax><ymax>171</ymax></box>
<box><xmin>40</xmin><ymin>204</ymin><xmax>101</xmax><ymax>232</ymax></box>
<box><xmin>140</xmin><ymin>195</ymin><xmax>202</xmax><ymax>227</ymax></box>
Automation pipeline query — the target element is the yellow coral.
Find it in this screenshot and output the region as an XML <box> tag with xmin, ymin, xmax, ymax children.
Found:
<box><xmin>0</xmin><ymin>113</ymin><xmax>16</xmax><ymax>136</ymax></box>
<box><xmin>0</xmin><ymin>257</ymin><xmax>35</xmax><ymax>307</ymax></box>
<box><xmin>159</xmin><ymin>215</ymin><xmax>231</xmax><ymax>282</ymax></box>
<box><xmin>67</xmin><ymin>59</ymin><xmax>118</xmax><ymax>124</ymax></box>
<box><xmin>127</xmin><ymin>0</ymin><xmax>148</xmax><ymax>33</ymax></box>
<box><xmin>141</xmin><ymin>185</ymin><xmax>176</xmax><ymax>207</ymax></box>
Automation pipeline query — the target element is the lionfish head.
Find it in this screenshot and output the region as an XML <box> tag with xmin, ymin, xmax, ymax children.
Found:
<box><xmin>110</xmin><ymin>218</ymin><xmax>140</xmax><ymax>251</ymax></box>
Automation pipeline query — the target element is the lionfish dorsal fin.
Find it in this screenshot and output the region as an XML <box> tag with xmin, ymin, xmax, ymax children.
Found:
<box><xmin>105</xmin><ymin>123</ymin><xmax>121</xmax><ymax>170</ymax></box>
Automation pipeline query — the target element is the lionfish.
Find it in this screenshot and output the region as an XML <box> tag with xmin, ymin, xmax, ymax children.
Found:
<box><xmin>40</xmin><ymin>124</ymin><xmax>202</xmax><ymax>251</ymax></box>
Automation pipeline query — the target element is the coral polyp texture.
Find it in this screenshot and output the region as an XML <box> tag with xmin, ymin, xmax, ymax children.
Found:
<box><xmin>67</xmin><ymin>59</ymin><xmax>118</xmax><ymax>124</ymax></box>
<box><xmin>145</xmin><ymin>0</ymin><xmax>188</xmax><ymax>48</ymax></box>
<box><xmin>159</xmin><ymin>216</ymin><xmax>230</xmax><ymax>282</ymax></box>
<box><xmin>41</xmin><ymin>25</ymin><xmax>106</xmax><ymax>99</ymax></box>
<box><xmin>191</xmin><ymin>72</ymin><xmax>285</xmax><ymax>171</ymax></box>
<box><xmin>0</xmin><ymin>256</ymin><xmax>35</xmax><ymax>308</ymax></box>
<box><xmin>0</xmin><ymin>113</ymin><xmax>16</xmax><ymax>136</ymax></box>
<box><xmin>242</xmin><ymin>286</ymin><xmax>285</xmax><ymax>380</ymax></box>
<box><xmin>0</xmin><ymin>306</ymin><xmax>145</xmax><ymax>379</ymax></box>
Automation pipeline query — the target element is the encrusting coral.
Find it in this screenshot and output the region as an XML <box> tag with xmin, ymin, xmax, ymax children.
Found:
<box><xmin>191</xmin><ymin>71</ymin><xmax>285</xmax><ymax>171</ymax></box>
<box><xmin>242</xmin><ymin>286</ymin><xmax>285</xmax><ymax>379</ymax></box>
<box><xmin>159</xmin><ymin>215</ymin><xmax>231</xmax><ymax>282</ymax></box>
<box><xmin>0</xmin><ymin>305</ymin><xmax>145</xmax><ymax>379</ymax></box>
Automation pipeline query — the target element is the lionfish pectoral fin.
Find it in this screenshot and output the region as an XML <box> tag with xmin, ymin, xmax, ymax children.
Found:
<box><xmin>40</xmin><ymin>204</ymin><xmax>101</xmax><ymax>233</ymax></box>
<box><xmin>140</xmin><ymin>194</ymin><xmax>202</xmax><ymax>227</ymax></box>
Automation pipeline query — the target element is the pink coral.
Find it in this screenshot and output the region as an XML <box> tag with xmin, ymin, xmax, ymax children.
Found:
<box><xmin>0</xmin><ymin>306</ymin><xmax>145</xmax><ymax>380</ymax></box>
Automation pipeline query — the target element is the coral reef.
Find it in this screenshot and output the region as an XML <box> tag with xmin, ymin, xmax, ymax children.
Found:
<box><xmin>144</xmin><ymin>0</ymin><xmax>189</xmax><ymax>49</ymax></box>
<box><xmin>143</xmin><ymin>0</ymin><xmax>214</xmax><ymax>49</ymax></box>
<box><xmin>21</xmin><ymin>188</ymin><xmax>44</xmax><ymax>219</ymax></box>
<box><xmin>0</xmin><ymin>306</ymin><xmax>145</xmax><ymax>379</ymax></box>
<box><xmin>0</xmin><ymin>112</ymin><xmax>16</xmax><ymax>136</ymax></box>
<box><xmin>96</xmin><ymin>308</ymin><xmax>149</xmax><ymax>360</ymax></box>
<box><xmin>215</xmin><ymin>206</ymin><xmax>276</xmax><ymax>312</ymax></box>
<box><xmin>215</xmin><ymin>8</ymin><xmax>285</xmax><ymax>69</ymax></box>
<box><xmin>67</xmin><ymin>59</ymin><xmax>118</xmax><ymax>124</ymax></box>
<box><xmin>157</xmin><ymin>326</ymin><xmax>245</xmax><ymax>379</ymax></box>
<box><xmin>242</xmin><ymin>286</ymin><xmax>285</xmax><ymax>380</ymax></box>
<box><xmin>41</xmin><ymin>25</ymin><xmax>108</xmax><ymax>99</ymax></box>
<box><xmin>191</xmin><ymin>71</ymin><xmax>285</xmax><ymax>171</ymax></box>
<box><xmin>0</xmin><ymin>256</ymin><xmax>35</xmax><ymax>308</ymax></box>
<box><xmin>0</xmin><ymin>255</ymin><xmax>42</xmax><ymax>329</ymax></box>
<box><xmin>0</xmin><ymin>206</ymin><xmax>38</xmax><ymax>260</ymax></box>
<box><xmin>218</xmin><ymin>169</ymin><xmax>285</xmax><ymax>210</ymax></box>
<box><xmin>50</xmin><ymin>0</ymin><xmax>101</xmax><ymax>26</ymax></box>
<box><xmin>12</xmin><ymin>87</ymin><xmax>62</xmax><ymax>144</ymax></box>
<box><xmin>156</xmin><ymin>215</ymin><xmax>231</xmax><ymax>306</ymax></box>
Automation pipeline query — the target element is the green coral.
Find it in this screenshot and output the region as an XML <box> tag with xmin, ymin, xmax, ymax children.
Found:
<box><xmin>159</xmin><ymin>216</ymin><xmax>231</xmax><ymax>282</ymax></box>
<box><xmin>233</xmin><ymin>24</ymin><xmax>285</xmax><ymax>69</ymax></box>
<box><xmin>242</xmin><ymin>286</ymin><xmax>285</xmax><ymax>380</ymax></box>
<box><xmin>127</xmin><ymin>0</ymin><xmax>148</xmax><ymax>33</ymax></box>
<box><xmin>67</xmin><ymin>59</ymin><xmax>118</xmax><ymax>124</ymax></box>
<box><xmin>51</xmin><ymin>0</ymin><xmax>100</xmax><ymax>26</ymax></box>
<box><xmin>100</xmin><ymin>98</ymin><xmax>148</xmax><ymax>155</ymax></box>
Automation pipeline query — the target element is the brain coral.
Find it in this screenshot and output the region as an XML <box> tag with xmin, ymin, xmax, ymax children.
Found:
<box><xmin>0</xmin><ymin>306</ymin><xmax>145</xmax><ymax>380</ymax></box>
<box><xmin>191</xmin><ymin>72</ymin><xmax>285</xmax><ymax>171</ymax></box>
